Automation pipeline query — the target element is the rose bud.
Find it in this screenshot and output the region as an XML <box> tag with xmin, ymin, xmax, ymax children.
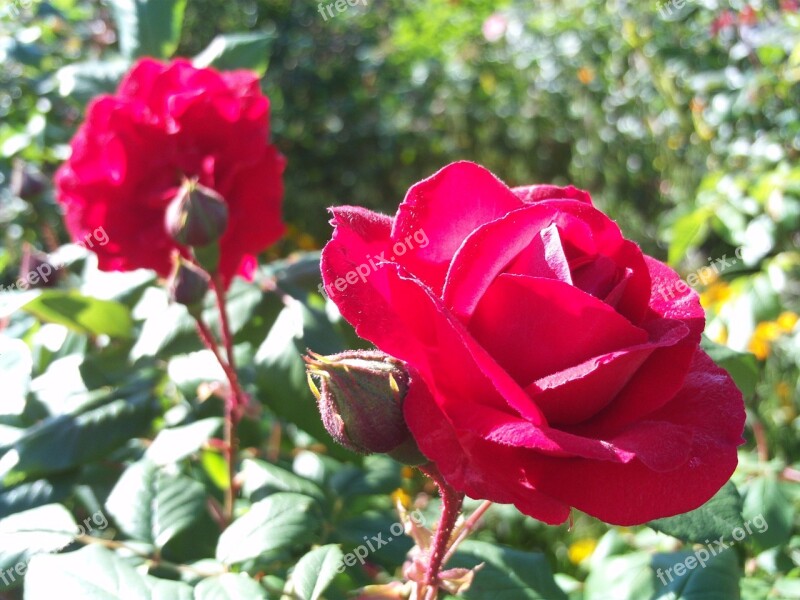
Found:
<box><xmin>10</xmin><ymin>159</ymin><xmax>47</xmax><ymax>200</ymax></box>
<box><xmin>166</xmin><ymin>181</ymin><xmax>229</xmax><ymax>248</ymax></box>
<box><xmin>168</xmin><ymin>258</ymin><xmax>209</xmax><ymax>315</ymax></box>
<box><xmin>305</xmin><ymin>350</ymin><xmax>426</xmax><ymax>464</ymax></box>
<box><xmin>20</xmin><ymin>243</ymin><xmax>59</xmax><ymax>289</ymax></box>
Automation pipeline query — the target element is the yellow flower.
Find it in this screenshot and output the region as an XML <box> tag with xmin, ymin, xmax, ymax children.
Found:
<box><xmin>577</xmin><ymin>67</ymin><xmax>595</xmax><ymax>85</ymax></box>
<box><xmin>568</xmin><ymin>538</ymin><xmax>597</xmax><ymax>565</ymax></box>
<box><xmin>700</xmin><ymin>281</ymin><xmax>732</xmax><ymax>309</ymax></box>
<box><xmin>748</xmin><ymin>321</ymin><xmax>782</xmax><ymax>360</ymax></box>
<box><xmin>391</xmin><ymin>488</ymin><xmax>412</xmax><ymax>510</ymax></box>
<box><xmin>777</xmin><ymin>311</ymin><xmax>799</xmax><ymax>333</ymax></box>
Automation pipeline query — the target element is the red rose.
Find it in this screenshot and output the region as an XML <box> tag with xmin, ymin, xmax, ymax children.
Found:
<box><xmin>321</xmin><ymin>162</ymin><xmax>744</xmax><ymax>525</ymax></box>
<box><xmin>55</xmin><ymin>58</ymin><xmax>285</xmax><ymax>287</ymax></box>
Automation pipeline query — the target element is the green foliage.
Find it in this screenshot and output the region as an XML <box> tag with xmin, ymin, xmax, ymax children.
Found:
<box><xmin>648</xmin><ymin>482</ymin><xmax>745</xmax><ymax>545</ymax></box>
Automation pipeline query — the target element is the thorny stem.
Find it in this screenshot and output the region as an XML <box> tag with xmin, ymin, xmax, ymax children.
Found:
<box><xmin>442</xmin><ymin>500</ymin><xmax>493</xmax><ymax>565</ymax></box>
<box><xmin>419</xmin><ymin>463</ymin><xmax>465</xmax><ymax>600</ymax></box>
<box><xmin>190</xmin><ymin>275</ymin><xmax>247</xmax><ymax>527</ymax></box>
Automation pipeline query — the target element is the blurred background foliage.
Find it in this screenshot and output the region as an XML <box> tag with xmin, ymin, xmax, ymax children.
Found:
<box><xmin>0</xmin><ymin>0</ymin><xmax>798</xmax><ymax>599</ymax></box>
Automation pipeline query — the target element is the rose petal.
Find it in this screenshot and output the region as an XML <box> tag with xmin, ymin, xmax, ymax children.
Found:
<box><xmin>518</xmin><ymin>351</ymin><xmax>744</xmax><ymax>525</ymax></box>
<box><xmin>512</xmin><ymin>184</ymin><xmax>593</xmax><ymax>205</ymax></box>
<box><xmin>443</xmin><ymin>201</ymin><xmax>650</xmax><ymax>322</ymax></box>
<box><xmin>469</xmin><ymin>273</ymin><xmax>648</xmax><ymax>386</ymax></box>
<box><xmin>578</xmin><ymin>255</ymin><xmax>705</xmax><ymax>434</ymax></box>
<box><xmin>526</xmin><ymin>319</ymin><xmax>688</xmax><ymax>426</ymax></box>
<box><xmin>391</xmin><ymin>161</ymin><xmax>523</xmax><ymax>294</ymax></box>
<box><xmin>403</xmin><ymin>382</ymin><xmax>571</xmax><ymax>525</ymax></box>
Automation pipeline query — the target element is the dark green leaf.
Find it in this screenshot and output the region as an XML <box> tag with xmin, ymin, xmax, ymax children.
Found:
<box><xmin>216</xmin><ymin>492</ymin><xmax>321</xmax><ymax>565</ymax></box>
<box><xmin>742</xmin><ymin>476</ymin><xmax>794</xmax><ymax>550</ymax></box>
<box><xmin>652</xmin><ymin>547</ymin><xmax>741</xmax><ymax>599</ymax></box>
<box><xmin>254</xmin><ymin>303</ymin><xmax>354</xmax><ymax>461</ymax></box>
<box><xmin>239</xmin><ymin>458</ymin><xmax>325</xmax><ymax>503</ymax></box>
<box><xmin>105</xmin><ymin>459</ymin><xmax>206</xmax><ymax>548</ymax></box>
<box><xmin>8</xmin><ymin>386</ymin><xmax>157</xmax><ymax>477</ymax></box>
<box><xmin>0</xmin><ymin>475</ymin><xmax>76</xmax><ymax>519</ymax></box>
<box><xmin>284</xmin><ymin>545</ymin><xmax>344</xmax><ymax>600</ymax></box>
<box><xmin>448</xmin><ymin>540</ymin><xmax>567</xmax><ymax>599</ymax></box>
<box><xmin>648</xmin><ymin>482</ymin><xmax>744</xmax><ymax>544</ymax></box>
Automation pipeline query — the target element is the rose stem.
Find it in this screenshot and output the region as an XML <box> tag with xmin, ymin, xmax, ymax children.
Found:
<box><xmin>212</xmin><ymin>275</ymin><xmax>247</xmax><ymax>525</ymax></box>
<box><xmin>419</xmin><ymin>463</ymin><xmax>465</xmax><ymax>600</ymax></box>
<box><xmin>191</xmin><ymin>275</ymin><xmax>247</xmax><ymax>526</ymax></box>
<box><xmin>442</xmin><ymin>500</ymin><xmax>493</xmax><ymax>564</ymax></box>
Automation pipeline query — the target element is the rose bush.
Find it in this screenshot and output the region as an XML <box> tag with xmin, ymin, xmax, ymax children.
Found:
<box><xmin>321</xmin><ymin>161</ymin><xmax>745</xmax><ymax>525</ymax></box>
<box><xmin>55</xmin><ymin>58</ymin><xmax>285</xmax><ymax>287</ymax></box>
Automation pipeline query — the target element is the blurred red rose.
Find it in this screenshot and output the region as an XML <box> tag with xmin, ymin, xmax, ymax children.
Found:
<box><xmin>711</xmin><ymin>10</ymin><xmax>737</xmax><ymax>36</ymax></box>
<box><xmin>55</xmin><ymin>58</ymin><xmax>285</xmax><ymax>287</ymax></box>
<box><xmin>738</xmin><ymin>5</ymin><xmax>758</xmax><ymax>25</ymax></box>
<box><xmin>321</xmin><ymin>161</ymin><xmax>744</xmax><ymax>526</ymax></box>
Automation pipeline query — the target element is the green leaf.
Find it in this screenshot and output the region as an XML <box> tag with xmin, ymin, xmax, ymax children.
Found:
<box><xmin>0</xmin><ymin>475</ymin><xmax>76</xmax><ymax>519</ymax></box>
<box><xmin>239</xmin><ymin>458</ymin><xmax>326</xmax><ymax>503</ymax></box>
<box><xmin>131</xmin><ymin>302</ymin><xmax>200</xmax><ymax>360</ymax></box>
<box><xmin>448</xmin><ymin>540</ymin><xmax>567</xmax><ymax>600</ymax></box>
<box><xmin>652</xmin><ymin>547</ymin><xmax>741</xmax><ymax>599</ymax></box>
<box><xmin>145</xmin><ymin>418</ymin><xmax>223</xmax><ymax>466</ymax></box>
<box><xmin>24</xmin><ymin>544</ymin><xmax>194</xmax><ymax>600</ymax></box>
<box><xmin>648</xmin><ymin>481</ymin><xmax>744</xmax><ymax>544</ymax></box>
<box><xmin>109</xmin><ymin>0</ymin><xmax>188</xmax><ymax>59</ymax></box>
<box><xmin>0</xmin><ymin>337</ymin><xmax>31</xmax><ymax>417</ymax></box>
<box><xmin>741</xmin><ymin>475</ymin><xmax>795</xmax><ymax>550</ymax></box>
<box><xmin>201</xmin><ymin>450</ymin><xmax>230</xmax><ymax>491</ymax></box>
<box><xmin>105</xmin><ymin>459</ymin><xmax>206</xmax><ymax>549</ymax></box>
<box><xmin>284</xmin><ymin>545</ymin><xmax>344</xmax><ymax>600</ymax></box>
<box><xmin>668</xmin><ymin>208</ymin><xmax>711</xmax><ymax>266</ymax></box>
<box><xmin>584</xmin><ymin>552</ymin><xmax>655</xmax><ymax>600</ymax></box>
<box><xmin>254</xmin><ymin>303</ymin><xmax>354</xmax><ymax>461</ymax></box>
<box><xmin>193</xmin><ymin>573</ymin><xmax>267</xmax><ymax>600</ymax></box>
<box><xmin>21</xmin><ymin>291</ymin><xmax>133</xmax><ymax>338</ymax></box>
<box><xmin>193</xmin><ymin>33</ymin><xmax>274</xmax><ymax>76</ymax></box>
<box><xmin>7</xmin><ymin>386</ymin><xmax>157</xmax><ymax>478</ymax></box>
<box><xmin>701</xmin><ymin>337</ymin><xmax>758</xmax><ymax>398</ymax></box>
<box><xmin>0</xmin><ymin>504</ymin><xmax>77</xmax><ymax>582</ymax></box>
<box><xmin>55</xmin><ymin>59</ymin><xmax>130</xmax><ymax>102</ymax></box>
<box><xmin>216</xmin><ymin>492</ymin><xmax>321</xmax><ymax>565</ymax></box>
